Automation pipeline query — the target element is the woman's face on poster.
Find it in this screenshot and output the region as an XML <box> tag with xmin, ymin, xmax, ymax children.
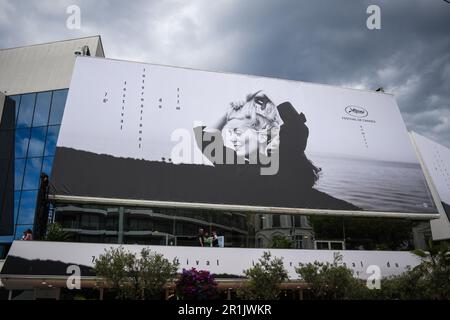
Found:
<box><xmin>224</xmin><ymin>119</ymin><xmax>260</xmax><ymax>158</ymax></box>
<box><xmin>223</xmin><ymin>91</ymin><xmax>278</xmax><ymax>158</ymax></box>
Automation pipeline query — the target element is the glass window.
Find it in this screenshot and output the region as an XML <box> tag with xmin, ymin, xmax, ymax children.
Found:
<box><xmin>0</xmin><ymin>237</ymin><xmax>14</xmax><ymax>246</ymax></box>
<box><xmin>330</xmin><ymin>242</ymin><xmax>344</xmax><ymax>250</ymax></box>
<box><xmin>44</xmin><ymin>125</ymin><xmax>60</xmax><ymax>156</ymax></box>
<box><xmin>81</xmin><ymin>214</ymin><xmax>101</xmax><ymax>230</ymax></box>
<box><xmin>32</xmin><ymin>92</ymin><xmax>52</xmax><ymax>127</ymax></box>
<box><xmin>17</xmin><ymin>190</ymin><xmax>38</xmax><ymax>225</ymax></box>
<box><xmin>14</xmin><ymin>224</ymin><xmax>34</xmax><ymax>240</ymax></box>
<box><xmin>15</xmin><ymin>128</ymin><xmax>30</xmax><ymax>158</ymax></box>
<box><xmin>27</xmin><ymin>127</ymin><xmax>47</xmax><ymax>157</ymax></box>
<box><xmin>14</xmin><ymin>191</ymin><xmax>21</xmax><ymax>222</ymax></box>
<box><xmin>16</xmin><ymin>93</ymin><xmax>36</xmax><ymax>128</ymax></box>
<box><xmin>272</xmin><ymin>215</ymin><xmax>281</xmax><ymax>228</ymax></box>
<box><xmin>294</xmin><ymin>215</ymin><xmax>302</xmax><ymax>227</ymax></box>
<box><xmin>41</xmin><ymin>156</ymin><xmax>54</xmax><ymax>176</ymax></box>
<box><xmin>22</xmin><ymin>157</ymin><xmax>43</xmax><ymax>190</ymax></box>
<box><xmin>294</xmin><ymin>236</ymin><xmax>304</xmax><ymax>249</ymax></box>
<box><xmin>48</xmin><ymin>90</ymin><xmax>68</xmax><ymax>125</ymax></box>
<box><xmin>14</xmin><ymin>159</ymin><xmax>26</xmax><ymax>191</ymax></box>
<box><xmin>316</xmin><ymin>242</ymin><xmax>329</xmax><ymax>250</ymax></box>
<box><xmin>105</xmin><ymin>214</ymin><xmax>119</xmax><ymax>231</ymax></box>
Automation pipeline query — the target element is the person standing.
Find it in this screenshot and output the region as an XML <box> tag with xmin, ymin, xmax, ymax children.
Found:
<box><xmin>204</xmin><ymin>232</ymin><xmax>212</xmax><ymax>247</ymax></box>
<box><xmin>197</xmin><ymin>228</ymin><xmax>205</xmax><ymax>247</ymax></box>
<box><xmin>211</xmin><ymin>231</ymin><xmax>219</xmax><ymax>247</ymax></box>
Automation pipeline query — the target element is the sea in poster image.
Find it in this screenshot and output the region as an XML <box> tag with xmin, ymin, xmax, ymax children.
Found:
<box><xmin>311</xmin><ymin>154</ymin><xmax>436</xmax><ymax>213</ymax></box>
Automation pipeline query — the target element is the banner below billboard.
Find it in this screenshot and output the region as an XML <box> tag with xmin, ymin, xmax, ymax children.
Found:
<box><xmin>0</xmin><ymin>241</ymin><xmax>421</xmax><ymax>280</ymax></box>
<box><xmin>51</xmin><ymin>57</ymin><xmax>438</xmax><ymax>217</ymax></box>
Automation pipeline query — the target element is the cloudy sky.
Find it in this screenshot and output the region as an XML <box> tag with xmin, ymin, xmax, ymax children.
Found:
<box><xmin>1</xmin><ymin>0</ymin><xmax>449</xmax><ymax>147</ymax></box>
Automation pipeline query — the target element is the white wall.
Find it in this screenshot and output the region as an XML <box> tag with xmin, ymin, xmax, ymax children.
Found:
<box><xmin>0</xmin><ymin>36</ymin><xmax>104</xmax><ymax>96</ymax></box>
<box><xmin>3</xmin><ymin>241</ymin><xmax>422</xmax><ymax>281</ymax></box>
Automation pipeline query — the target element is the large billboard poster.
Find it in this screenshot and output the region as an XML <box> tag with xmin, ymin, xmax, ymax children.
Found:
<box><xmin>411</xmin><ymin>132</ymin><xmax>450</xmax><ymax>237</ymax></box>
<box><xmin>51</xmin><ymin>57</ymin><xmax>438</xmax><ymax>217</ymax></box>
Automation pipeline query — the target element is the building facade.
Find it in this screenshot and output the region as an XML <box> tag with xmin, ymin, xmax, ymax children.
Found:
<box><xmin>0</xmin><ymin>37</ymin><xmax>447</xmax><ymax>300</ymax></box>
<box><xmin>0</xmin><ymin>36</ymin><xmax>105</xmax><ymax>256</ymax></box>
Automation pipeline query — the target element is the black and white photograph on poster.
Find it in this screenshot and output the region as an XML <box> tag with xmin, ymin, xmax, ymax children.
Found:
<box><xmin>51</xmin><ymin>56</ymin><xmax>437</xmax><ymax>215</ymax></box>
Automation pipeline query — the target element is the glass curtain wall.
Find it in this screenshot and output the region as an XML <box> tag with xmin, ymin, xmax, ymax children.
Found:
<box><xmin>0</xmin><ymin>89</ymin><xmax>68</xmax><ymax>244</ymax></box>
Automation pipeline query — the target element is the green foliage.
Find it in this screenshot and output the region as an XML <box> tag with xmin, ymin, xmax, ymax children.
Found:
<box><xmin>44</xmin><ymin>222</ymin><xmax>70</xmax><ymax>242</ymax></box>
<box><xmin>293</xmin><ymin>243</ymin><xmax>450</xmax><ymax>300</ymax></box>
<box><xmin>138</xmin><ymin>248</ymin><xmax>180</xmax><ymax>299</ymax></box>
<box><xmin>369</xmin><ymin>268</ymin><xmax>427</xmax><ymax>300</ymax></box>
<box><xmin>374</xmin><ymin>241</ymin><xmax>450</xmax><ymax>300</ymax></box>
<box><xmin>237</xmin><ymin>251</ymin><xmax>288</xmax><ymax>300</ymax></box>
<box><xmin>271</xmin><ymin>235</ymin><xmax>293</xmax><ymax>249</ymax></box>
<box><xmin>94</xmin><ymin>246</ymin><xmax>179</xmax><ymax>300</ymax></box>
<box><xmin>295</xmin><ymin>253</ymin><xmax>368</xmax><ymax>300</ymax></box>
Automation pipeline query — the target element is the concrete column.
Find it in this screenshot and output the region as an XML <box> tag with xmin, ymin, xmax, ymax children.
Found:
<box><xmin>118</xmin><ymin>207</ymin><xmax>124</xmax><ymax>244</ymax></box>
<box><xmin>227</xmin><ymin>289</ymin><xmax>232</xmax><ymax>300</ymax></box>
<box><xmin>298</xmin><ymin>289</ymin><xmax>304</xmax><ymax>300</ymax></box>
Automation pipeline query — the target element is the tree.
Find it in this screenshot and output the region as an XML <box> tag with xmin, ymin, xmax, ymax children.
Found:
<box><xmin>370</xmin><ymin>268</ymin><xmax>426</xmax><ymax>300</ymax></box>
<box><xmin>44</xmin><ymin>222</ymin><xmax>70</xmax><ymax>241</ymax></box>
<box><xmin>94</xmin><ymin>246</ymin><xmax>179</xmax><ymax>300</ymax></box>
<box><xmin>295</xmin><ymin>253</ymin><xmax>368</xmax><ymax>300</ymax></box>
<box><xmin>271</xmin><ymin>235</ymin><xmax>293</xmax><ymax>249</ymax></box>
<box><xmin>237</xmin><ymin>251</ymin><xmax>288</xmax><ymax>300</ymax></box>
<box><xmin>366</xmin><ymin>241</ymin><xmax>450</xmax><ymax>300</ymax></box>
<box><xmin>94</xmin><ymin>246</ymin><xmax>136</xmax><ymax>299</ymax></box>
<box><xmin>410</xmin><ymin>241</ymin><xmax>450</xmax><ymax>300</ymax></box>
<box><xmin>138</xmin><ymin>248</ymin><xmax>180</xmax><ymax>299</ymax></box>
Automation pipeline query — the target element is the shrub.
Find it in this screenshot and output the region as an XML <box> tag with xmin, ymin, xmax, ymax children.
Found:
<box><xmin>44</xmin><ymin>222</ymin><xmax>70</xmax><ymax>241</ymax></box>
<box><xmin>175</xmin><ymin>268</ymin><xmax>218</xmax><ymax>300</ymax></box>
<box><xmin>237</xmin><ymin>251</ymin><xmax>288</xmax><ymax>300</ymax></box>
<box><xmin>295</xmin><ymin>253</ymin><xmax>369</xmax><ymax>300</ymax></box>
<box><xmin>95</xmin><ymin>247</ymin><xmax>179</xmax><ymax>300</ymax></box>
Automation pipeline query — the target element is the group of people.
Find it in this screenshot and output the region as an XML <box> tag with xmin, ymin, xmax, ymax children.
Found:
<box><xmin>197</xmin><ymin>228</ymin><xmax>219</xmax><ymax>247</ymax></box>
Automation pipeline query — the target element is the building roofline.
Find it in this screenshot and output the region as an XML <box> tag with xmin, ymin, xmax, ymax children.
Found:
<box><xmin>79</xmin><ymin>55</ymin><xmax>397</xmax><ymax>98</ymax></box>
<box><xmin>96</xmin><ymin>34</ymin><xmax>105</xmax><ymax>57</ymax></box>
<box><xmin>0</xmin><ymin>35</ymin><xmax>103</xmax><ymax>51</ymax></box>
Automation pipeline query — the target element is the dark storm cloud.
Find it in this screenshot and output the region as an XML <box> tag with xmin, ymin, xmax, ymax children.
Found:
<box><xmin>0</xmin><ymin>0</ymin><xmax>449</xmax><ymax>147</ymax></box>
